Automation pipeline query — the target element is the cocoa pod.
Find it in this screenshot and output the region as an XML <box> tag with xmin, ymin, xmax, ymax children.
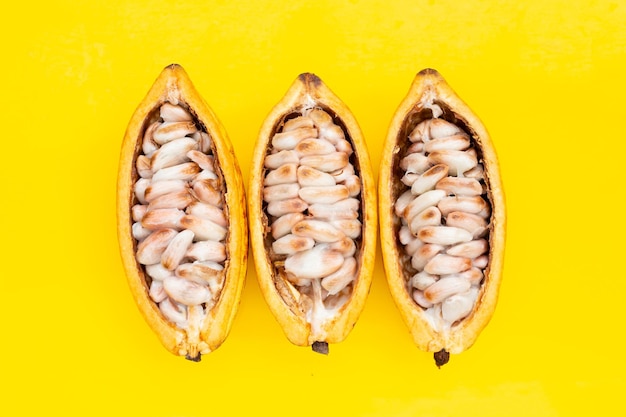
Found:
<box><xmin>378</xmin><ymin>69</ymin><xmax>505</xmax><ymax>366</ymax></box>
<box><xmin>249</xmin><ymin>73</ymin><xmax>377</xmax><ymax>353</ymax></box>
<box><xmin>117</xmin><ymin>64</ymin><xmax>247</xmax><ymax>360</ymax></box>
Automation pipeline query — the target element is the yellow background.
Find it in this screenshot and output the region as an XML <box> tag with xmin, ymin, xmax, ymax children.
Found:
<box><xmin>2</xmin><ymin>0</ymin><xmax>624</xmax><ymax>415</ymax></box>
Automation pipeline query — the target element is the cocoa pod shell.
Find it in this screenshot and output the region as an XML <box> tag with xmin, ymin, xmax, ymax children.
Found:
<box><xmin>117</xmin><ymin>64</ymin><xmax>247</xmax><ymax>359</ymax></box>
<box><xmin>249</xmin><ymin>73</ymin><xmax>377</xmax><ymax>350</ymax></box>
<box><xmin>379</xmin><ymin>69</ymin><xmax>506</xmax><ymax>362</ymax></box>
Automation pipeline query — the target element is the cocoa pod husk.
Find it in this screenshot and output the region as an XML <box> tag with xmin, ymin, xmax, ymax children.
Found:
<box><xmin>117</xmin><ymin>64</ymin><xmax>247</xmax><ymax>360</ymax></box>
<box><xmin>379</xmin><ymin>68</ymin><xmax>506</xmax><ymax>365</ymax></box>
<box><xmin>249</xmin><ymin>73</ymin><xmax>377</xmax><ymax>351</ymax></box>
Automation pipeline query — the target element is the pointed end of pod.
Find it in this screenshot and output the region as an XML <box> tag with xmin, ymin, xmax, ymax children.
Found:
<box><xmin>433</xmin><ymin>349</ymin><xmax>450</xmax><ymax>368</ymax></box>
<box><xmin>418</xmin><ymin>68</ymin><xmax>440</xmax><ymax>77</ymax></box>
<box><xmin>414</xmin><ymin>68</ymin><xmax>445</xmax><ymax>93</ymax></box>
<box><xmin>165</xmin><ymin>63</ymin><xmax>183</xmax><ymax>71</ymax></box>
<box><xmin>185</xmin><ymin>353</ymin><xmax>202</xmax><ymax>362</ymax></box>
<box><xmin>298</xmin><ymin>73</ymin><xmax>323</xmax><ymax>89</ymax></box>
<box><xmin>312</xmin><ymin>341</ymin><xmax>329</xmax><ymax>355</ymax></box>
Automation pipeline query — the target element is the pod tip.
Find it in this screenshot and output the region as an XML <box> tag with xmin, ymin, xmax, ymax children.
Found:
<box><xmin>298</xmin><ymin>73</ymin><xmax>323</xmax><ymax>88</ymax></box>
<box><xmin>312</xmin><ymin>341</ymin><xmax>329</xmax><ymax>355</ymax></box>
<box><xmin>418</xmin><ymin>68</ymin><xmax>440</xmax><ymax>77</ymax></box>
<box><xmin>185</xmin><ymin>353</ymin><xmax>202</xmax><ymax>362</ymax></box>
<box><xmin>165</xmin><ymin>63</ymin><xmax>183</xmax><ymax>70</ymax></box>
<box><xmin>434</xmin><ymin>349</ymin><xmax>450</xmax><ymax>368</ymax></box>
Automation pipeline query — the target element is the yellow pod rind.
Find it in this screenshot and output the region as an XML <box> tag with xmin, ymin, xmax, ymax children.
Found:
<box><xmin>249</xmin><ymin>73</ymin><xmax>377</xmax><ymax>348</ymax></box>
<box><xmin>379</xmin><ymin>68</ymin><xmax>506</xmax><ymax>358</ymax></box>
<box><xmin>117</xmin><ymin>64</ymin><xmax>247</xmax><ymax>359</ymax></box>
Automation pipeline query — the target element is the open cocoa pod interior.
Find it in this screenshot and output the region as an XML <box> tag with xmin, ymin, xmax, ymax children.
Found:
<box><xmin>379</xmin><ymin>69</ymin><xmax>505</xmax><ymax>365</ymax></box>
<box><xmin>249</xmin><ymin>73</ymin><xmax>377</xmax><ymax>352</ymax></box>
<box><xmin>118</xmin><ymin>64</ymin><xmax>247</xmax><ymax>360</ymax></box>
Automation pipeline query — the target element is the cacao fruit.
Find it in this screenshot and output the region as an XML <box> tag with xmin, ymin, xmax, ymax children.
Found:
<box><xmin>379</xmin><ymin>68</ymin><xmax>505</xmax><ymax>366</ymax></box>
<box><xmin>117</xmin><ymin>64</ymin><xmax>247</xmax><ymax>360</ymax></box>
<box><xmin>249</xmin><ymin>73</ymin><xmax>377</xmax><ymax>353</ymax></box>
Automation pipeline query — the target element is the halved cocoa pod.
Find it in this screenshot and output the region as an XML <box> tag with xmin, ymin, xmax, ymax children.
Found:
<box><xmin>379</xmin><ymin>69</ymin><xmax>505</xmax><ymax>366</ymax></box>
<box><xmin>249</xmin><ymin>73</ymin><xmax>377</xmax><ymax>353</ymax></box>
<box><xmin>117</xmin><ymin>64</ymin><xmax>247</xmax><ymax>360</ymax></box>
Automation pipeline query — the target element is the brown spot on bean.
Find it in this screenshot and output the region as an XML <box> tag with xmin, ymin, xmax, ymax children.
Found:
<box><xmin>425</xmin><ymin>164</ymin><xmax>448</xmax><ymax>177</ymax></box>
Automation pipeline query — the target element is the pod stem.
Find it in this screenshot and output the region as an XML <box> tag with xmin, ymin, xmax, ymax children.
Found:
<box><xmin>185</xmin><ymin>353</ymin><xmax>202</xmax><ymax>362</ymax></box>
<box><xmin>312</xmin><ymin>341</ymin><xmax>329</xmax><ymax>355</ymax></box>
<box><xmin>434</xmin><ymin>349</ymin><xmax>450</xmax><ymax>368</ymax></box>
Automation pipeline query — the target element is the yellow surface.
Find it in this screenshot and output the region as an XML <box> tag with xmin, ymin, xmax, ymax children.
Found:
<box><xmin>1</xmin><ymin>0</ymin><xmax>624</xmax><ymax>415</ymax></box>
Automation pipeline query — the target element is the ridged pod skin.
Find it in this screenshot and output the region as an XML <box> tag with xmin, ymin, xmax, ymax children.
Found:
<box><xmin>249</xmin><ymin>74</ymin><xmax>377</xmax><ymax>351</ymax></box>
<box><xmin>379</xmin><ymin>69</ymin><xmax>505</xmax><ymax>366</ymax></box>
<box><xmin>117</xmin><ymin>64</ymin><xmax>247</xmax><ymax>360</ymax></box>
